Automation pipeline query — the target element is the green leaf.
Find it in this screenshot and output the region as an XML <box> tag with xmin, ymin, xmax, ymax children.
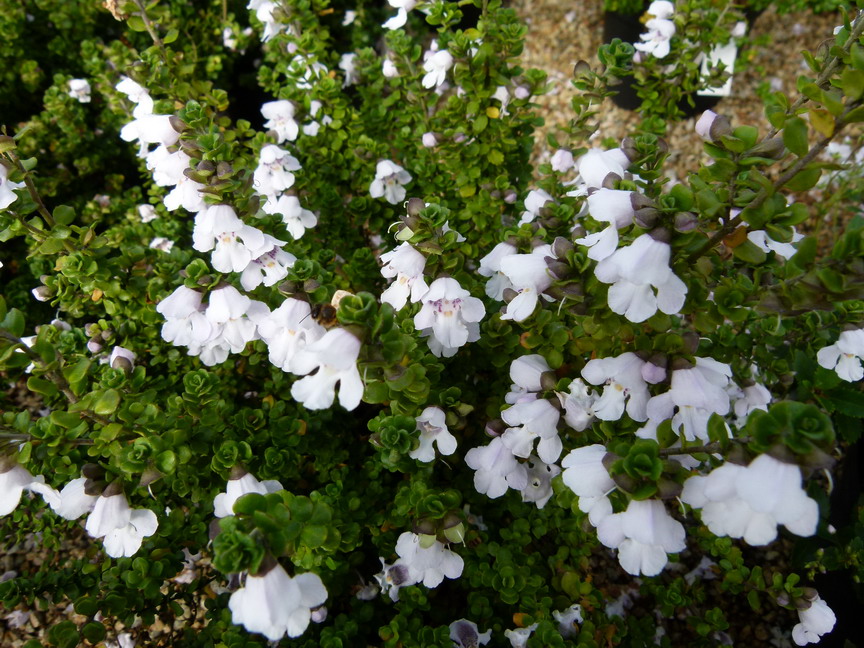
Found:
<box><xmin>126</xmin><ymin>15</ymin><xmax>147</xmax><ymax>32</ymax></box>
<box><xmin>93</xmin><ymin>389</ymin><xmax>120</xmax><ymax>416</ymax></box>
<box><xmin>163</xmin><ymin>28</ymin><xmax>179</xmax><ymax>44</ymax></box>
<box><xmin>73</xmin><ymin>596</ymin><xmax>99</xmax><ymax>617</ymax></box>
<box><xmin>841</xmin><ymin>69</ymin><xmax>864</xmax><ymax>101</ymax></box>
<box><xmin>27</xmin><ymin>376</ymin><xmax>58</xmax><ymax>398</ymax></box>
<box><xmin>782</xmin><ymin>117</ymin><xmax>808</xmax><ymax>157</ymax></box>
<box><xmin>52</xmin><ymin>205</ymin><xmax>75</xmax><ymax>226</ymax></box>
<box><xmin>1</xmin><ymin>308</ymin><xmax>25</xmax><ymax>338</ymax></box>
<box><xmin>784</xmin><ymin>167</ymin><xmax>821</xmax><ymax>192</ymax></box>
<box><xmin>47</xmin><ymin>621</ymin><xmax>80</xmax><ymax>648</ymax></box>
<box><xmin>824</xmin><ymin>388</ymin><xmax>864</xmax><ymax>418</ymax></box>
<box><xmin>472</xmin><ymin>115</ymin><xmax>488</xmax><ymax>134</ymax></box>
<box><xmin>155</xmin><ymin>450</ymin><xmax>176</xmax><ymax>474</ymax></box>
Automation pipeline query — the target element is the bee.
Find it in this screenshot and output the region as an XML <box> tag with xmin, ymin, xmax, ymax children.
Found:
<box><xmin>310</xmin><ymin>303</ymin><xmax>338</xmax><ymax>328</ymax></box>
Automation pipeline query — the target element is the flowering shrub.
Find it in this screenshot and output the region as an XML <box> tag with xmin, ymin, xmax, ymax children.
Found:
<box><xmin>2</xmin><ymin>0</ymin><xmax>864</xmax><ymax>647</ymax></box>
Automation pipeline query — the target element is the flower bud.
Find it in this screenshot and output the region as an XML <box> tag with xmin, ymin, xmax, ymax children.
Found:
<box><xmin>634</xmin><ymin>207</ymin><xmax>659</xmax><ymax>229</ymax></box>
<box><xmin>545</xmin><ymin>257</ymin><xmax>573</xmax><ymax>280</ymax></box>
<box><xmin>406</xmin><ymin>197</ymin><xmax>426</xmax><ymax>217</ymax></box>
<box><xmin>674</xmin><ymin>211</ymin><xmax>699</xmax><ymax>232</ymax></box>
<box><xmin>31</xmin><ymin>286</ymin><xmax>52</xmax><ymax>302</ymax></box>
<box><xmin>620</xmin><ymin>137</ymin><xmax>638</xmax><ymax>161</ymax></box>
<box><xmin>552</xmin><ymin>236</ymin><xmax>574</xmax><ymax>258</ymax></box>
<box><xmin>168</xmin><ymin>116</ymin><xmax>188</xmax><ymax>133</ymax></box>
<box><xmin>422</xmin><ymin>132</ymin><xmax>438</xmax><ymax>147</ymax></box>
<box><xmin>413</xmin><ymin>518</ymin><xmax>437</xmax><ymax>536</ymax></box>
<box><xmin>695</xmin><ymin>110</ymin><xmax>732</xmax><ymax>141</ymax></box>
<box><xmin>503</xmin><ymin>190</ymin><xmax>517</xmax><ymax>204</ymax></box>
<box><xmin>747</xmin><ymin>137</ymin><xmax>786</xmax><ymax>159</ymax></box>
<box><xmin>514</xmin><ymin>85</ymin><xmax>530</xmax><ymax>99</ymax></box>
<box><xmin>311</xmin><ymin>606</ymin><xmax>328</xmax><ymax>623</ymax></box>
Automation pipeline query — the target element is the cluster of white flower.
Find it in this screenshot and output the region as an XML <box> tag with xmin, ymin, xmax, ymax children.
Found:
<box><xmin>2</xmin><ymin>462</ymin><xmax>156</xmax><ymax>559</ymax></box>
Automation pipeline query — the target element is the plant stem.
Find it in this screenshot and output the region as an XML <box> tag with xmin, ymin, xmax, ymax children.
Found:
<box><xmin>132</xmin><ymin>0</ymin><xmax>170</xmax><ymax>64</ymax></box>
<box><xmin>687</xmin><ymin>103</ymin><xmax>856</xmax><ymax>264</ymax></box>
<box><xmin>659</xmin><ymin>436</ymin><xmax>751</xmax><ymax>457</ymax></box>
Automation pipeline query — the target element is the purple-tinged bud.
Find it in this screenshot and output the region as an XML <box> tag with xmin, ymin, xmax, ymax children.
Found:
<box><xmin>695</xmin><ymin>110</ymin><xmax>732</xmax><ymax>142</ymax></box>
<box><xmin>422</xmin><ymin>132</ymin><xmax>438</xmax><ymax>148</ymax></box>
<box><xmin>514</xmin><ymin>85</ymin><xmax>530</xmax><ymax>99</ymax></box>
<box><xmin>674</xmin><ymin>211</ymin><xmax>699</xmax><ymax>232</ymax></box>
<box><xmin>503</xmin><ymin>190</ymin><xmax>517</xmax><ymax>204</ymax></box>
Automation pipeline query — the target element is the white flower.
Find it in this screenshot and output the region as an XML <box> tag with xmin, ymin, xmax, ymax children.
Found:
<box><xmin>214</xmin><ymin>470</ymin><xmax>283</xmax><ymax>518</ymax></box>
<box><xmin>261</xmin><ymin>100</ymin><xmax>299</xmax><ymax>143</ymax></box>
<box><xmin>193</xmin><ymin>205</ymin><xmax>267</xmax><ymax>272</ymax></box>
<box><xmin>382</xmin><ymin>57</ymin><xmax>399</xmax><ymax>78</ymax></box>
<box><xmin>519</xmin><ymin>458</ymin><xmax>561</xmax><ymax>508</ymax></box>
<box><xmin>464</xmin><ymin>437</ymin><xmax>527</xmax><ymax>498</ymax></box>
<box><xmin>0</xmin><ymin>164</ymin><xmax>25</xmax><ymax>210</ymax></box>
<box><xmin>370</xmin><ymin>160</ymin><xmax>412</xmax><ymax>205</ymax></box>
<box><xmin>553</xmin><ymin>604</ymin><xmax>584</xmax><ymax>638</ymax></box>
<box><xmin>394</xmin><ymin>531</ymin><xmax>464</xmax><ymax>588</ymax></box>
<box><xmin>339</xmin><ymin>53</ymin><xmax>359</xmax><ymax>86</ymax></box>
<box><xmin>138</xmin><ymin>204</ymin><xmax>157</xmax><ymax>222</ymax></box>
<box><xmin>85</xmin><ymin>488</ymin><xmax>158</xmax><ymax>558</ymax></box>
<box><xmin>792</xmin><ymin>594</ymin><xmax>836</xmax><ymax>646</ymax></box>
<box><xmin>291</xmin><ymin>328</ymin><xmax>364</xmax><ymax>411</ymax></box>
<box><xmin>205</xmin><ymin>286</ymin><xmax>268</xmax><ymax>354</ymax></box>
<box><xmin>562</xmin><ymin>445</ymin><xmax>615</xmax><ymax>498</ymax></box>
<box><xmin>817</xmin><ymin>328</ymin><xmax>864</xmax><ymax>382</ymax></box>
<box><xmin>383</xmin><ymin>0</ymin><xmax>418</xmax><ymax>29</ymax></box>
<box><xmin>410</xmin><ymin>406</ymin><xmax>457</xmax><ymax>462</ymax></box>
<box><xmin>501</xmin><ymin>399</ymin><xmax>562</xmax><ymax>464</ymax></box>
<box><xmin>0</xmin><ymin>463</ymin><xmax>43</xmax><ymax>517</ymax></box>
<box><xmin>557</xmin><ymin>379</ymin><xmax>598</xmax><ymax>431</ymax></box>
<box><xmin>450</xmin><ymin>619</ymin><xmax>491</xmax><ymax>648</ymax></box>
<box><xmin>478</xmin><ymin>242</ymin><xmax>517</xmax><ymax>300</ymax></box>
<box><xmin>163</xmin><ymin>175</ymin><xmax>206</xmax><ymax>212</ymax></box>
<box><xmin>262</xmin><ymin>194</ymin><xmax>318</xmax><ymax>240</ymax></box>
<box><xmin>519</xmin><ymin>189</ymin><xmax>553</xmax><ymax>225</ymax></box>
<box><xmin>504</xmin><ymin>624</ymin><xmax>538</xmax><ymax>648</ymax></box>
<box><xmin>380</xmin><ymin>242</ymin><xmax>429</xmax><ymax>310</ymax></box>
<box><xmin>576</xmin><ymin>189</ymin><xmax>636</xmax><ymax>261</ymax></box>
<box><xmin>646</xmin><ymin>357</ymin><xmax>732</xmax><ymax>442</ymax></box>
<box><xmin>414</xmin><ymin>277</ymin><xmax>485</xmax><ymax>357</ymax></box>
<box><xmin>577</xmin><ymin>148</ymin><xmax>630</xmax><ymax>189</ymax></box>
<box><xmin>681</xmin><ymin>454</ymin><xmax>819</xmax><ymax>546</ymax></box>
<box><xmin>229</xmin><ymin>563</ymin><xmax>327</xmax><ymax>640</ymax></box>
<box><xmin>499</xmin><ymin>245</ymin><xmax>554</xmax><ymax>322</ymax></box>
<box><xmin>422</xmin><ymin>132</ymin><xmax>438</xmax><ymax>147</ymax></box>
<box><xmin>374</xmin><ymin>560</ymin><xmax>412</xmax><ymax>602</ymax></box>
<box><xmin>597</xmin><ymin>499</ymin><xmax>686</xmax><ymax>576</ymax></box>
<box><xmin>68</xmin><ymin>78</ymin><xmax>91</xmax><ymax>103</ymax></box>
<box><xmin>256</xmin><ymin>298</ymin><xmax>326</xmax><ymax>373</ymax></box>
<box><xmin>748</xmin><ymin>228</ymin><xmax>804</xmax><ymax>260</ymax></box>
<box><xmin>241</xmin><ymin>244</ymin><xmax>296</xmax><ymax>291</ymax></box>
<box><xmin>156</xmin><ymin>286</ymin><xmax>212</xmax><ymax>351</ymax></box>
<box><xmin>595</xmin><ymin>233</ymin><xmax>687</xmax><ymax>323</ymax></box>
<box><xmin>31</xmin><ymin>476</ymin><xmax>97</xmax><ymax>520</ymax></box>
<box><xmin>120</xmin><ymin>114</ymin><xmax>181</xmax><ymax>155</ymax></box>
<box><xmin>116</xmin><ymin>77</ymin><xmax>150</xmax><ymax>106</ymax></box>
<box><xmin>634</xmin><ymin>2</ymin><xmax>676</xmax><ymax>59</ymax></box>
<box><xmin>422</xmin><ymin>49</ymin><xmax>454</xmax><ymax>89</ymax></box>
<box><xmin>581</xmin><ymin>352</ymin><xmax>650</xmax><ymax>422</ymax></box>
<box><xmin>253</xmin><ymin>144</ymin><xmax>301</xmax><ymax>197</ymax></box>
<box><xmin>509</xmin><ymin>354</ymin><xmax>552</xmax><ymax>394</ymax></box>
